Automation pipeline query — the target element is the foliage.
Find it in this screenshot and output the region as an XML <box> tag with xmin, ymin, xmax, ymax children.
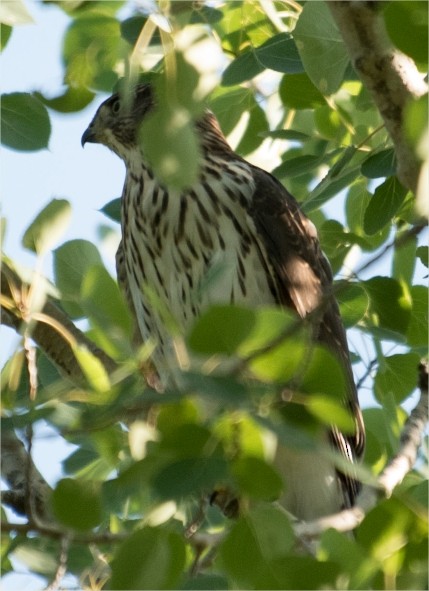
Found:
<box><xmin>1</xmin><ymin>1</ymin><xmax>428</xmax><ymax>590</ymax></box>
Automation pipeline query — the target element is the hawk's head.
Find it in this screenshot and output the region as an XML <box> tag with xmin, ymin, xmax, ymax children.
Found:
<box><xmin>81</xmin><ymin>83</ymin><xmax>154</xmax><ymax>156</ymax></box>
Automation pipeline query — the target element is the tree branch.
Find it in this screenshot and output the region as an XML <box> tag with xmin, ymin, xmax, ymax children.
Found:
<box><xmin>1</xmin><ymin>261</ymin><xmax>118</xmax><ymax>382</ymax></box>
<box><xmin>327</xmin><ymin>1</ymin><xmax>428</xmax><ymax>193</ymax></box>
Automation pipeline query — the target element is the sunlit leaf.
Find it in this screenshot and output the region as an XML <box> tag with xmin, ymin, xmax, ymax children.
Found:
<box><xmin>293</xmin><ymin>1</ymin><xmax>350</xmax><ymax>94</ymax></box>
<box><xmin>73</xmin><ymin>344</ymin><xmax>111</xmax><ymax>392</ymax></box>
<box><xmin>365</xmin><ymin>276</ymin><xmax>412</xmax><ymax>336</ymax></box>
<box><xmin>407</xmin><ymin>285</ymin><xmax>428</xmax><ymax>347</ymax></box>
<box><xmin>22</xmin><ymin>199</ymin><xmax>71</xmax><ymax>255</ymax></box>
<box><xmin>0</xmin><ymin>0</ymin><xmax>33</xmax><ymax>25</ymax></box>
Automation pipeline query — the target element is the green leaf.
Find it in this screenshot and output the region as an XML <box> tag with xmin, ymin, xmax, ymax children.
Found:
<box><xmin>361</xmin><ymin>148</ymin><xmax>397</xmax><ymax>179</ymax></box>
<box><xmin>256</xmin><ymin>32</ymin><xmax>303</xmax><ymax>74</ymax></box>
<box><xmin>365</xmin><ymin>276</ymin><xmax>412</xmax><ymax>337</ymax></box>
<box><xmin>188</xmin><ymin>305</ymin><xmax>256</xmax><ymax>356</ymax></box>
<box><xmin>51</xmin><ymin>478</ymin><xmax>102</xmax><ymax>531</ymax></box>
<box><xmin>222</xmin><ymin>33</ymin><xmax>303</xmax><ymax>86</ymax></box>
<box><xmin>319</xmin><ymin>528</ymin><xmax>377</xmax><ymax>589</ymax></box>
<box><xmin>384</xmin><ymin>1</ymin><xmax>428</xmax><ymax>65</ymax></box>
<box><xmin>336</xmin><ymin>282</ymin><xmax>370</xmax><ymax>327</ymax></box>
<box><xmin>307</xmin><ymin>396</ymin><xmax>356</xmax><ymax>433</ymax></box>
<box><xmin>1</xmin><ymin>24</ymin><xmax>12</xmax><ymax>50</ymax></box>
<box><xmin>363</xmin><ymin>177</ymin><xmax>408</xmax><ymax>235</ymax></box>
<box><xmin>392</xmin><ymin>230</ymin><xmax>417</xmax><ymax>285</ymax></box>
<box><xmin>0</xmin><ymin>0</ymin><xmax>33</xmax><ymax>25</ymax></box>
<box><xmin>293</xmin><ymin>1</ymin><xmax>350</xmax><ymax>94</ymax></box>
<box><xmin>153</xmin><ymin>456</ymin><xmax>228</xmax><ymax>501</ymax></box>
<box><xmin>63</xmin><ymin>15</ymin><xmax>121</xmax><ymax>91</ymax></box>
<box><xmin>279</xmin><ymin>73</ymin><xmax>325</xmax><ymax>109</ymax></box>
<box><xmin>219</xmin><ymin>504</ymin><xmax>295</xmax><ymax>588</ymax></box>
<box><xmin>35</xmin><ymin>86</ymin><xmax>95</xmax><ymax>113</ymax></box>
<box><xmin>222</xmin><ymin>51</ymin><xmax>264</xmax><ymax>86</ymax></box>
<box><xmin>99</xmin><ymin>197</ymin><xmax>121</xmax><ymax>223</ymax></box>
<box><xmin>1</xmin><ymin>93</ymin><xmax>51</xmax><ymax>151</ymax></box>
<box><xmin>181</xmin><ymin>574</ymin><xmax>230</xmax><ymax>590</ymax></box>
<box><xmin>416</xmin><ymin>245</ymin><xmax>428</xmax><ymax>268</ymax></box>
<box><xmin>73</xmin><ymin>345</ymin><xmax>111</xmax><ymax>392</ymax></box>
<box><xmin>22</xmin><ymin>198</ymin><xmax>71</xmax><ymax>255</ymax></box>
<box><xmin>375</xmin><ymin>353</ymin><xmax>421</xmax><ymax>404</ymax></box>
<box><xmin>407</xmin><ymin>285</ymin><xmax>428</xmax><ymax>347</ymax></box>
<box><xmin>232</xmin><ymin>456</ymin><xmax>283</xmax><ymax>501</ymax></box>
<box><xmin>273</xmin><ymin>154</ymin><xmax>326</xmax><ymax>179</ymax></box>
<box><xmin>110</xmin><ymin>527</ymin><xmax>186</xmax><ymax>590</ymax></box>
<box><xmin>53</xmin><ymin>239</ymin><xmax>103</xmax><ymax>318</ymax></box>
<box><xmin>81</xmin><ymin>264</ymin><xmax>133</xmax><ymax>344</ymax></box>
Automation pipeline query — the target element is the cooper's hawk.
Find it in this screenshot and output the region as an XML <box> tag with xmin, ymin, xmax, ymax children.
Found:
<box><xmin>82</xmin><ymin>83</ymin><xmax>365</xmax><ymax>521</ymax></box>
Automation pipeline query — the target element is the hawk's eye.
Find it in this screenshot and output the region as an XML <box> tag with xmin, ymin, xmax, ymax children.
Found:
<box><xmin>111</xmin><ymin>98</ymin><xmax>121</xmax><ymax>114</ymax></box>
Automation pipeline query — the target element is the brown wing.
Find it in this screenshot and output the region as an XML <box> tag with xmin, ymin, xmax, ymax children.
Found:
<box><xmin>248</xmin><ymin>166</ymin><xmax>365</xmax><ymax>502</ymax></box>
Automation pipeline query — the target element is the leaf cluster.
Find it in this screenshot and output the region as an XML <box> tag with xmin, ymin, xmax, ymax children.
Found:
<box><xmin>1</xmin><ymin>0</ymin><xmax>428</xmax><ymax>589</ymax></box>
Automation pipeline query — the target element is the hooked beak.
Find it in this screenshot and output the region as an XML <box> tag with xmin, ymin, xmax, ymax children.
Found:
<box><xmin>81</xmin><ymin>126</ymin><xmax>98</xmax><ymax>147</ymax></box>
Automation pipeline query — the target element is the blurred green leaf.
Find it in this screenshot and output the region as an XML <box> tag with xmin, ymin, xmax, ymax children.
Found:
<box><xmin>280</xmin><ymin>73</ymin><xmax>325</xmax><ymax>109</ymax></box>
<box><xmin>218</xmin><ymin>503</ymin><xmax>295</xmax><ymax>588</ymax></box>
<box><xmin>1</xmin><ymin>93</ymin><xmax>51</xmax><ymax>151</ymax></box>
<box><xmin>293</xmin><ymin>1</ymin><xmax>350</xmax><ymax>94</ymax></box>
<box><xmin>63</xmin><ymin>15</ymin><xmax>121</xmax><ymax>90</ymax></box>
<box><xmin>319</xmin><ymin>528</ymin><xmax>378</xmax><ymax>589</ymax></box>
<box><xmin>1</xmin><ymin>24</ymin><xmax>12</xmax><ymax>50</ymax></box>
<box><xmin>363</xmin><ymin>177</ymin><xmax>408</xmax><ymax>235</ymax></box>
<box><xmin>307</xmin><ymin>396</ymin><xmax>355</xmax><ymax>433</ymax></box>
<box><xmin>73</xmin><ymin>344</ymin><xmax>111</xmax><ymax>392</ymax></box>
<box><xmin>140</xmin><ymin>104</ymin><xmax>200</xmax><ymax>190</ymax></box>
<box><xmin>81</xmin><ymin>264</ymin><xmax>133</xmax><ymax>351</ymax></box>
<box><xmin>416</xmin><ymin>245</ymin><xmax>428</xmax><ymax>268</ymax></box>
<box><xmin>53</xmin><ymin>239</ymin><xmax>103</xmax><ymax>318</ymax></box>
<box><xmin>153</xmin><ymin>456</ymin><xmax>228</xmax><ymax>501</ymax></box>
<box><xmin>111</xmin><ymin>527</ymin><xmax>186</xmax><ymax>590</ymax></box>
<box><xmin>188</xmin><ymin>305</ymin><xmax>256</xmax><ymax>356</ymax></box>
<box><xmin>35</xmin><ymin>86</ymin><xmax>95</xmax><ymax>113</ymax></box>
<box><xmin>375</xmin><ymin>353</ymin><xmax>421</xmax><ymax>404</ymax></box>
<box><xmin>22</xmin><ymin>198</ymin><xmax>71</xmax><ymax>255</ymax></box>
<box><xmin>384</xmin><ymin>1</ymin><xmax>428</xmax><ymax>65</ymax></box>
<box><xmin>361</xmin><ymin>148</ymin><xmax>397</xmax><ymax>179</ymax></box>
<box><xmin>52</xmin><ymin>478</ymin><xmax>102</xmax><ymax>531</ymax></box>
<box><xmin>232</xmin><ymin>456</ymin><xmax>283</xmax><ymax>500</ymax></box>
<box><xmin>181</xmin><ymin>574</ymin><xmax>230</xmax><ymax>590</ymax></box>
